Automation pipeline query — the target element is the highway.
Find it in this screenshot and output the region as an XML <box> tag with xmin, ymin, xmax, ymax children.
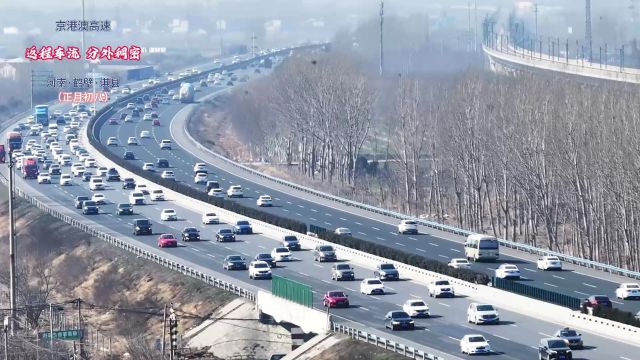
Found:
<box><xmin>95</xmin><ymin>64</ymin><xmax>640</xmax><ymax>317</ymax></box>
<box><xmin>3</xmin><ymin>53</ymin><xmax>638</xmax><ymax>359</ymax></box>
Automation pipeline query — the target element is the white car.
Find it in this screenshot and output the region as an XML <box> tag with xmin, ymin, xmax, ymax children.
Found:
<box><xmin>536</xmin><ymin>256</ymin><xmax>562</xmax><ymax>271</ymax></box>
<box><xmin>89</xmin><ymin>177</ymin><xmax>104</xmax><ymax>190</ymax></box>
<box><xmin>428</xmin><ymin>279</ymin><xmax>455</xmax><ymax>298</ymax></box>
<box><xmin>91</xmin><ymin>193</ymin><xmax>106</xmax><ymax>205</ymax></box>
<box><xmin>202</xmin><ymin>212</ymin><xmax>220</xmax><ymax>224</ymax></box>
<box><xmin>448</xmin><ymin>258</ymin><xmax>471</xmax><ymax>270</ymax></box>
<box><xmin>271</xmin><ymin>247</ymin><xmax>292</xmax><ymax>262</ymax></box>
<box><xmin>140</xmin><ymin>130</ymin><xmax>151</xmax><ymax>138</ymax></box>
<box><xmin>194</xmin><ymin>173</ymin><xmax>207</xmax><ymax>184</ymax></box>
<box><xmin>334</xmin><ymin>227</ymin><xmax>352</xmax><ymax>236</ymax></box>
<box><xmin>402</xmin><ymin>299</ymin><xmax>430</xmax><ymax>318</ymax></box>
<box><xmin>37</xmin><ymin>173</ymin><xmax>51</xmax><ymax>184</ymax></box>
<box><xmin>208</xmin><ymin>188</ymin><xmax>224</xmax><ymax>197</ymax></box>
<box><xmin>143</xmin><ymin>113</ymin><xmax>152</xmax><ymax>121</ymax></box>
<box><xmin>106</xmin><ymin>137</ymin><xmax>118</xmax><ymax>146</ymax></box>
<box><xmin>150</xmin><ymin>189</ymin><xmax>165</xmax><ymax>201</ymax></box>
<box><xmin>160</xmin><ymin>139</ymin><xmax>172</xmax><ymax>150</ymax></box>
<box><xmin>398</xmin><ymin>220</ymin><xmax>418</xmax><ymax>234</ymax></box>
<box><xmin>98</xmin><ymin>167</ymin><xmax>108</xmax><ymax>177</ymax></box>
<box><xmin>84</xmin><ymin>158</ymin><xmax>97</xmax><ymax>168</ymax></box>
<box><xmin>467</xmin><ymin>303</ymin><xmax>500</xmax><ymax>325</ymax></box>
<box><xmin>460</xmin><ymin>334</ymin><xmax>491</xmax><ymax>355</ymax></box>
<box><xmin>161</xmin><ymin>170</ymin><xmax>175</xmax><ymax>180</ymax></box>
<box><xmin>142</xmin><ymin>163</ymin><xmax>155</xmax><ymax>171</ymax></box>
<box><xmin>59</xmin><ymin>174</ymin><xmax>72</xmax><ymax>186</ymax></box>
<box><xmin>360</xmin><ymin>278</ymin><xmax>385</xmax><ymax>295</ymax></box>
<box><xmin>129</xmin><ymin>192</ymin><xmax>146</xmax><ymax>205</ymax></box>
<box><xmin>616</xmin><ymin>283</ymin><xmax>640</xmax><ymax>300</ymax></box>
<box><xmin>256</xmin><ymin>195</ymin><xmax>273</xmax><ymax>207</ymax></box>
<box><xmin>249</xmin><ymin>261</ymin><xmax>272</xmax><ymax>279</ymax></box>
<box><xmin>160</xmin><ymin>209</ymin><xmax>178</xmax><ymax>221</ymax></box>
<box><xmin>124</xmin><ymin>115</ymin><xmax>133</xmax><ymax>122</ymax></box>
<box><xmin>193</xmin><ymin>163</ymin><xmax>207</xmax><ymax>173</ymax></box>
<box><xmin>126</xmin><ymin>103</ymin><xmax>135</xmax><ymax>109</ymax></box>
<box><xmin>71</xmin><ymin>166</ymin><xmax>86</xmax><ymax>177</ymax></box>
<box><xmin>127</xmin><ymin>137</ymin><xmax>138</xmax><ymax>145</ymax></box>
<box><xmin>227</xmin><ymin>185</ymin><xmax>243</xmax><ymax>198</ymax></box>
<box><xmin>495</xmin><ymin>264</ymin><xmax>521</xmax><ymax>280</ymax></box>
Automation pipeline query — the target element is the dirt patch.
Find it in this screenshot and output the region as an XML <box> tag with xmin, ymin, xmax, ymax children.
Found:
<box><xmin>313</xmin><ymin>336</ymin><xmax>410</xmax><ymax>360</ymax></box>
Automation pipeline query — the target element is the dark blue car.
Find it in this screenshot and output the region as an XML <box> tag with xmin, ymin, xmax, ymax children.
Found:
<box><xmin>233</xmin><ymin>220</ymin><xmax>253</xmax><ymax>234</ymax></box>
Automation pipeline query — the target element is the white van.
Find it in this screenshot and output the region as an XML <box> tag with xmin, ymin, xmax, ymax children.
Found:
<box><xmin>464</xmin><ymin>234</ymin><xmax>499</xmax><ymax>262</ymax></box>
<box><xmin>89</xmin><ymin>177</ymin><xmax>104</xmax><ymax>191</ymax></box>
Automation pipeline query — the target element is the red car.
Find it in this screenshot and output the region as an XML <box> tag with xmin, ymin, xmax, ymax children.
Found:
<box><xmin>322</xmin><ymin>290</ymin><xmax>349</xmax><ymax>308</ymax></box>
<box><xmin>108</xmin><ymin>118</ymin><xmax>119</xmax><ymax>125</ymax></box>
<box><xmin>157</xmin><ymin>234</ymin><xmax>178</xmax><ymax>248</ymax></box>
<box><xmin>152</xmin><ymin>119</ymin><xmax>160</xmax><ymax>126</ymax></box>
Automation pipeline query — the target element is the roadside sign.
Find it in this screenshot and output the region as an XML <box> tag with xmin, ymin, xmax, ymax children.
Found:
<box><xmin>39</xmin><ymin>329</ymin><xmax>83</xmax><ymax>341</ymax></box>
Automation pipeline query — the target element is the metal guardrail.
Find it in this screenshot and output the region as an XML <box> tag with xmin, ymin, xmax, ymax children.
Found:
<box><xmin>182</xmin><ymin>123</ymin><xmax>640</xmax><ymax>280</ymax></box>
<box><xmin>492</xmin><ymin>277</ymin><xmax>581</xmax><ymax>310</ymax></box>
<box><xmin>0</xmin><ymin>173</ymin><xmax>256</xmax><ymax>303</ymax></box>
<box><xmin>332</xmin><ymin>323</ymin><xmax>445</xmax><ymax>360</ymax></box>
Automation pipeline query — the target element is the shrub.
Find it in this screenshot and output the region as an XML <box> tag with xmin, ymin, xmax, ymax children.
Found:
<box><xmin>592</xmin><ymin>305</ymin><xmax>640</xmax><ymax>327</ymax></box>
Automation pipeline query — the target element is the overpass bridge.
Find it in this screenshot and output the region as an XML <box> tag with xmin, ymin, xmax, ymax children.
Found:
<box><xmin>483</xmin><ymin>43</ymin><xmax>640</xmax><ymax>84</ymax></box>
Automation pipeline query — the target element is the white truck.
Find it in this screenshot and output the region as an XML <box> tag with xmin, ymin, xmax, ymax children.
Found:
<box><xmin>179</xmin><ymin>83</ymin><xmax>194</xmax><ymax>103</ymax></box>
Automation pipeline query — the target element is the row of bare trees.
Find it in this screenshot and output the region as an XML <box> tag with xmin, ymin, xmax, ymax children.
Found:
<box><xmin>221</xmin><ymin>52</ymin><xmax>640</xmax><ymax>271</ymax></box>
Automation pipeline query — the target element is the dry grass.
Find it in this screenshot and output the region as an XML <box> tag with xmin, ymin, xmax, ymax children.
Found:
<box><xmin>314</xmin><ymin>336</ymin><xmax>410</xmax><ymax>360</ymax></box>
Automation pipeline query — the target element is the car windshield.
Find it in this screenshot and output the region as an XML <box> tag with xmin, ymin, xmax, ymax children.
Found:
<box><xmin>391</xmin><ymin>312</ymin><xmax>409</xmax><ymax>318</ymax></box>
<box><xmin>367</xmin><ymin>280</ymin><xmax>382</xmax><ymax>285</ymax></box>
<box><xmin>205</xmin><ymin>213</ymin><xmax>216</xmax><ymax>216</ymax></box>
<box><xmin>284</xmin><ymin>236</ymin><xmax>297</xmax><ymax>241</ymax></box>
<box><xmin>476</xmin><ymin>305</ymin><xmax>495</xmax><ymax>311</ymax></box>
<box><xmin>118</xmin><ymin>204</ymin><xmax>131</xmax><ymax>208</ymax></box>
<box><xmin>184</xmin><ymin>228</ymin><xmax>198</xmax><ymax>233</ymax></box>
<box><xmin>228</xmin><ymin>256</ymin><xmax>242</xmax><ymax>261</ymax></box>
<box><xmin>254</xmin><ymin>263</ymin><xmax>268</xmax><ymax>269</ymax></box>
<box><xmin>237</xmin><ymin>221</ymin><xmax>250</xmax><ymax>225</ymax></box>
<box><xmin>594</xmin><ymin>296</ymin><xmax>609</xmax><ymax>302</ymax></box>
<box><xmin>219</xmin><ymin>229</ymin><xmax>232</xmax><ymax>234</ymax></box>
<box><xmin>380</xmin><ymin>264</ymin><xmax>395</xmax><ymax>270</ymax></box>
<box><xmin>435</xmin><ymin>281</ymin><xmax>450</xmax><ymax>286</ymax></box>
<box><xmin>328</xmin><ymin>291</ymin><xmax>345</xmax><ymax>297</ymax></box>
<box><xmin>409</xmin><ymin>301</ymin><xmax>426</xmax><ymax>307</ymax></box>
<box><xmin>257</xmin><ymin>254</ymin><xmax>270</xmax><ymax>259</ymax></box>
<box><xmin>404</xmin><ymin>221</ymin><xmax>417</xmax><ymax>225</ymax></box>
<box><xmin>468</xmin><ymin>336</ymin><xmax>486</xmax><ymax>343</ymax></box>
<box><xmin>275</xmin><ymin>248</ymin><xmax>288</xmax><ymax>253</ymax></box>
<box><xmin>336</xmin><ymin>264</ymin><xmax>350</xmax><ymax>270</ymax></box>
<box><xmin>136</xmin><ymin>220</ymin><xmax>149</xmax><ymax>226</ymax></box>
<box><xmin>627</xmin><ymin>284</ymin><xmax>640</xmax><ymax>289</ymax></box>
<box><xmin>547</xmin><ymin>340</ymin><xmax>568</xmax><ymax>349</ymax></box>
<box><xmin>559</xmin><ymin>329</ymin><xmax>577</xmax><ymax>337</ymax></box>
<box><xmin>153</xmin><ymin>190</ymin><xmax>163</xmax><ymax>194</ymax></box>
<box><xmin>84</xmin><ymin>201</ymin><xmax>96</xmax><ymax>206</ymax></box>
<box><xmin>547</xmin><ymin>257</ymin><xmax>560</xmax><ymax>261</ymax></box>
<box><xmin>161</xmin><ymin>235</ymin><xmax>174</xmax><ymax>239</ymax></box>
<box><xmin>319</xmin><ymin>246</ymin><xmax>333</xmax><ymax>251</ymax></box>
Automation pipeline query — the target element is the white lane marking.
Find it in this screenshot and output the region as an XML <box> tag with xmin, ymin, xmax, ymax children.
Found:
<box><xmin>355</xmin><ymin>221</ymin><xmax>362</xmax><ymax>225</ymax></box>
<box><xmin>344</xmin><ymin>287</ymin><xmax>355</xmax><ymax>292</ymax></box>
<box><xmin>313</xmin><ymin>264</ymin><xmax>323</xmax><ymax>268</ymax></box>
<box><xmin>275</xmin><ymin>198</ymin><xmax>281</xmax><ymax>201</ymax></box>
<box><xmin>298</xmin><ymin>205</ymin><xmax>304</xmax><ymax>208</ymax></box>
<box><xmin>523</xmin><ymin>268</ymin><xmax>536</xmax><ymax>272</ymax></box>
<box><xmin>321</xmin><ymin>280</ymin><xmax>331</xmax><ymax>284</ymax></box>
<box><xmin>438</xmin><ymin>302</ymin><xmax>451</xmax><ymax>307</ymax></box>
<box><xmin>359</xmin><ymin>307</ymin><xmax>370</xmax><ymax>311</ymax></box>
<box><xmin>438</xmin><ymin>254</ymin><xmax>448</xmax><ymax>258</ymax></box>
<box><xmin>450</xmin><ymin>248</ymin><xmax>461</xmax><ymax>253</ymax></box>
<box><xmin>538</xmin><ymin>332</ymin><xmax>552</xmax><ymax>337</ymax></box>
<box><xmin>395</xmin><ymin>242</ymin><xmax>406</xmax><ymax>247</ymax></box>
<box><xmin>206</xmin><ymin>254</ymin><xmax>215</xmax><ymax>258</ymax></box>
<box><xmin>257</xmin><ymin>245</ymin><xmax>266</xmax><ymax>249</ymax></box>
<box><xmin>552</xmin><ymin>275</ymin><xmax>565</xmax><ymax>280</ymax></box>
<box><xmin>389</xmin><ymin>232</ymin><xmax>398</xmax><ymax>236</ymax></box>
<box><xmin>224</xmin><ymin>246</ymin><xmax>232</xmax><ymax>250</ymax></box>
<box><xmin>410</xmin><ymin>294</ymin><xmax>421</xmax><ymax>298</ymax></box>
<box><xmin>299</xmin><ymin>272</ymin><xmax>309</xmax><ymax>277</ymax></box>
<box><xmin>311</xmin><ymin>208</ymin><xmax>317</xmax><ymax>212</ymax></box>
<box><xmin>192</xmin><ymin>248</ymin><xmax>201</xmax><ymax>252</ymax></box>
<box><xmin>286</xmin><ymin>201</ymin><xmax>292</xmax><ymax>204</ymax></box>
<box><xmin>325</xmin><ymin>222</ymin><xmax>332</xmax><ymax>226</ymax></box>
<box><xmin>429</xmin><ymin>243</ymin><xmax>439</xmax><ymax>247</ymax></box>
<box><xmin>494</xmin><ymin>334</ymin><xmax>510</xmax><ymax>341</ymax></box>
<box><xmin>340</xmin><ymin>217</ymin><xmax>347</xmax><ymax>221</ymax></box>
<box><xmin>416</xmin><ymin>248</ymin><xmax>426</xmax><ymax>252</ymax></box>
<box><xmin>357</xmin><ymin>232</ymin><xmax>367</xmax><ymax>236</ymax></box>
<box><xmin>447</xmin><ymin>336</ymin><xmax>459</xmax><ymax>341</ymax></box>
<box><xmin>296</xmin><ymin>213</ymin><xmax>302</xmax><ymax>217</ymax></box>
<box><xmin>282</xmin><ymin>209</ymin><xmax>289</xmax><ymax>212</ymax></box>
<box><xmin>409</xmin><ymin>237</ymin><xmax>417</xmax><ymax>241</ymax></box>
<box><xmin>386</xmin><ymin>287</ymin><xmax>395</xmax><ymax>291</ymax></box>
<box><xmin>376</xmin><ymin>237</ymin><xmax>385</xmax><ymax>241</ymax></box>
<box><xmin>372</xmin><ymin>227</ymin><xmax>380</xmax><ymax>231</ymax></box>
<box><xmin>621</xmin><ymin>357</ymin><xmax>633</xmax><ymax>360</ymax></box>
<box><xmin>509</xmin><ymin>324</ymin><xmax>517</xmax><ymax>327</ymax></box>
<box><xmin>370</xmin><ymin>296</ymin><xmax>381</xmax><ymax>300</ymax></box>
<box><xmin>544</xmin><ymin>282</ymin><xmax>558</xmax><ymax>288</ymax></box>
<box><xmin>583</xmin><ymin>282</ymin><xmax>597</xmax><ymax>288</ymax></box>
<box><xmin>611</xmin><ymin>300</ymin><xmax>624</xmax><ymax>305</ymax></box>
<box><xmin>529</xmin><ymin>346</ymin><xmax>538</xmax><ymax>350</ymax></box>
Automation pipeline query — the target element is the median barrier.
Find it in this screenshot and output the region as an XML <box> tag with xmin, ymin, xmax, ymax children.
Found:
<box><xmin>256</xmin><ymin>291</ymin><xmax>329</xmax><ymax>334</ymax></box>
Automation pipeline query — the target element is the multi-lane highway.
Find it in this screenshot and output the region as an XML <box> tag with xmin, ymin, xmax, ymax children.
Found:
<box><xmin>4</xmin><ymin>52</ymin><xmax>639</xmax><ymax>359</ymax></box>
<box><xmin>95</xmin><ymin>64</ymin><xmax>640</xmax><ymax>317</ymax></box>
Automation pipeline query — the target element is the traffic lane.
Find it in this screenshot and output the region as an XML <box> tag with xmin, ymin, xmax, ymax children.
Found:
<box><xmin>14</xmin><ymin>165</ymin><xmax>638</xmax><ymax>360</ymax></box>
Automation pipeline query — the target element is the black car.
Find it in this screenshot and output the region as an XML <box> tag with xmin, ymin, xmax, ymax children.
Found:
<box><xmin>538</xmin><ymin>338</ymin><xmax>573</xmax><ymax>360</ymax></box>
<box><xmin>142</xmin><ymin>94</ymin><xmax>150</xmax><ymax>102</ymax></box>
<box><xmin>254</xmin><ymin>253</ymin><xmax>276</xmax><ymax>268</ymax></box>
<box><xmin>216</xmin><ymin>228</ymin><xmax>236</xmax><ymax>242</ymax></box>
<box><xmin>50</xmin><ymin>165</ymin><xmax>61</xmax><ymax>175</ymax></box>
<box><xmin>156</xmin><ymin>158</ymin><xmax>169</xmax><ymax>168</ymax></box>
<box><xmin>42</xmin><ymin>160</ymin><xmax>53</xmax><ymax>170</ymax></box>
<box><xmin>223</xmin><ymin>255</ymin><xmax>247</xmax><ymax>270</ymax></box>
<box><xmin>132</xmin><ymin>109</ymin><xmax>140</xmax><ymax>117</ymax></box>
<box><xmin>106</xmin><ymin>168</ymin><xmax>120</xmax><ymax>181</ymax></box>
<box><xmin>123</xmin><ymin>151</ymin><xmax>135</xmax><ymax>160</ymax></box>
<box><xmin>132</xmin><ymin>219</ymin><xmax>152</xmax><ymax>235</ymax></box>
<box><xmin>120</xmin><ymin>113</ymin><xmax>128</xmax><ymax>120</ymax></box>
<box><xmin>282</xmin><ymin>235</ymin><xmax>301</xmax><ymax>251</ymax></box>
<box><xmin>74</xmin><ymin>196</ymin><xmax>90</xmax><ymax>209</ymax></box>
<box><xmin>82</xmin><ymin>201</ymin><xmax>99</xmax><ymax>215</ymax></box>
<box><xmin>136</xmin><ymin>96</ymin><xmax>144</xmax><ymax>104</ymax></box>
<box><xmin>205</xmin><ymin>181</ymin><xmax>220</xmax><ymax>192</ymax></box>
<box><xmin>122</xmin><ymin>178</ymin><xmax>136</xmax><ymax>189</ymax></box>
<box><xmin>384</xmin><ymin>311</ymin><xmax>415</xmax><ymax>331</ymax></box>
<box><xmin>82</xmin><ymin>171</ymin><xmax>93</xmax><ymax>182</ymax></box>
<box><xmin>116</xmin><ymin>203</ymin><xmax>133</xmax><ymax>215</ymax></box>
<box><xmin>181</xmin><ymin>227</ymin><xmax>201</xmax><ymax>242</ymax></box>
<box><xmin>226</xmin><ymin>81</ymin><xmax>234</xmax><ymax>86</ymax></box>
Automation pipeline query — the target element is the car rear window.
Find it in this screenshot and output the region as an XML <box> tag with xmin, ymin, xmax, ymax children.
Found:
<box><xmin>136</xmin><ymin>220</ymin><xmax>150</xmax><ymax>226</ymax></box>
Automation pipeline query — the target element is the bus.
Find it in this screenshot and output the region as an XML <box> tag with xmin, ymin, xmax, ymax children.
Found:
<box><xmin>34</xmin><ymin>105</ymin><xmax>49</xmax><ymax>126</ymax></box>
<box><xmin>6</xmin><ymin>131</ymin><xmax>22</xmax><ymax>151</ymax></box>
<box><xmin>464</xmin><ymin>234</ymin><xmax>499</xmax><ymax>262</ymax></box>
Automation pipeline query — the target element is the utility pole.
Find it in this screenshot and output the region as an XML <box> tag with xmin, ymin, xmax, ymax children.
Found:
<box><xmin>169</xmin><ymin>305</ymin><xmax>177</xmax><ymax>360</ymax></box>
<box><xmin>585</xmin><ymin>0</ymin><xmax>592</xmax><ymax>61</ymax></box>
<box><xmin>49</xmin><ymin>304</ymin><xmax>53</xmax><ymax>360</ymax></box>
<box><xmin>467</xmin><ymin>1</ymin><xmax>471</xmax><ymax>51</ymax></box>
<box><xmin>474</xmin><ymin>0</ymin><xmax>478</xmax><ymax>52</ymax></box>
<box><xmin>77</xmin><ymin>299</ymin><xmax>85</xmax><ymax>358</ymax></box>
<box><xmin>162</xmin><ymin>305</ymin><xmax>167</xmax><ymax>359</ymax></box>
<box><xmin>7</xmin><ymin>151</ymin><xmax>16</xmax><ymax>336</ymax></box>
<box><xmin>251</xmin><ymin>32</ymin><xmax>256</xmax><ymax>58</ymax></box>
<box><xmin>3</xmin><ymin>317</ymin><xmax>8</xmax><ymax>360</ymax></box>
<box><xmin>534</xmin><ymin>3</ymin><xmax>538</xmax><ymax>43</ymax></box>
<box><xmin>379</xmin><ymin>0</ymin><xmax>384</xmax><ymax>76</ymax></box>
<box><xmin>81</xmin><ymin>0</ymin><xmax>86</xmax><ymax>56</ymax></box>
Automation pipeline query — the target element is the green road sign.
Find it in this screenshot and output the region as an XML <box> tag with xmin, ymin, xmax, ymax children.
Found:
<box><xmin>39</xmin><ymin>329</ymin><xmax>83</xmax><ymax>341</ymax></box>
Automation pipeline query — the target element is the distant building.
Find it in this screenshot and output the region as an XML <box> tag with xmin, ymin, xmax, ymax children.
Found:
<box><xmin>0</xmin><ymin>58</ymin><xmax>30</xmax><ymax>81</ymax></box>
<box><xmin>96</xmin><ymin>64</ymin><xmax>154</xmax><ymax>81</ymax></box>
